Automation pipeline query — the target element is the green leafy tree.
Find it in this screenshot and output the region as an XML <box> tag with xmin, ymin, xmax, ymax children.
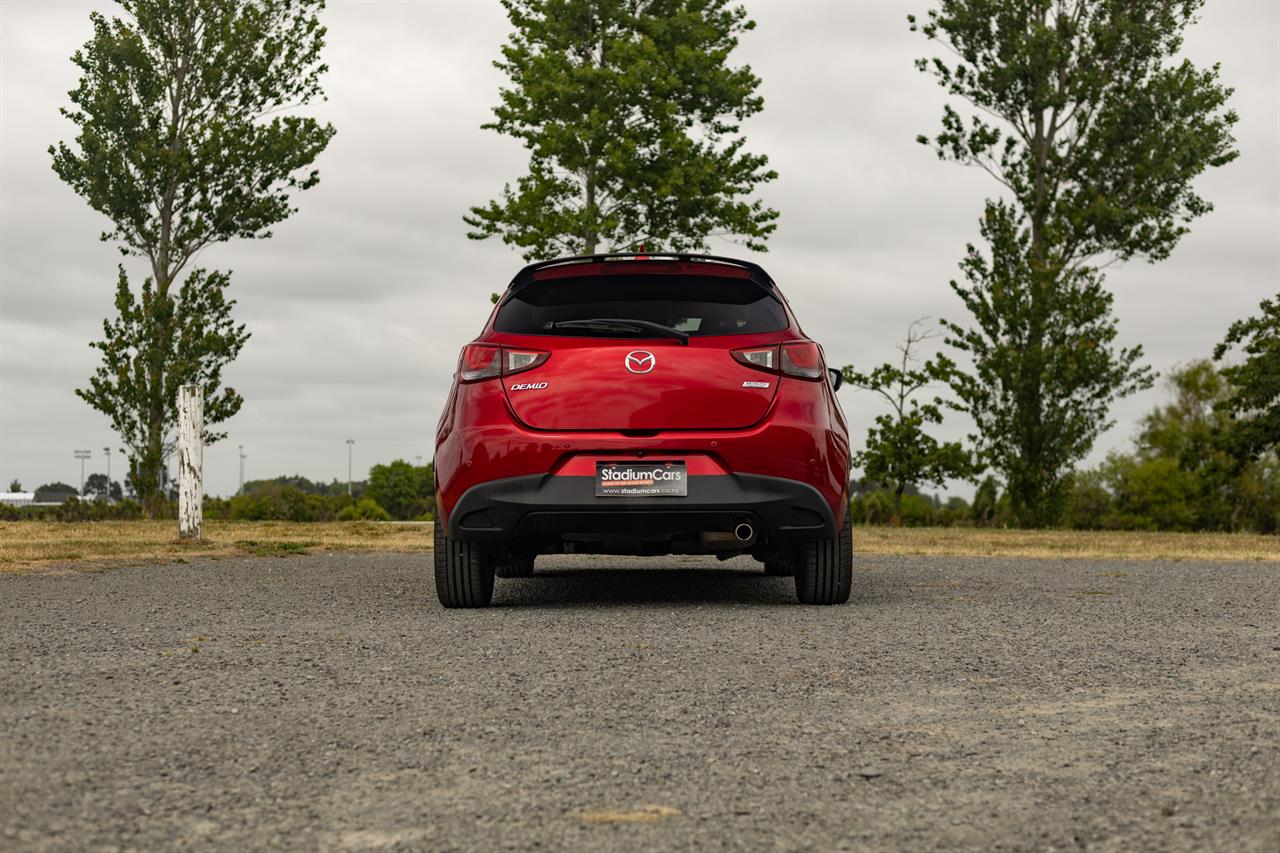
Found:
<box><xmin>1215</xmin><ymin>292</ymin><xmax>1280</xmax><ymax>462</ymax></box>
<box><xmin>842</xmin><ymin>322</ymin><xmax>977</xmax><ymax>527</ymax></box>
<box><xmin>1065</xmin><ymin>361</ymin><xmax>1280</xmax><ymax>532</ymax></box>
<box><xmin>1062</xmin><ymin>468</ymin><xmax>1111</xmax><ymax>530</ymax></box>
<box><xmin>83</xmin><ymin>473</ymin><xmax>109</xmax><ymax>497</ymax></box>
<box><xmin>466</xmin><ymin>0</ymin><xmax>778</xmax><ymax>259</ymax></box>
<box><xmin>7</xmin><ymin>480</ymin><xmax>20</xmax><ymax>493</ymax></box>
<box><xmin>366</xmin><ymin>460</ymin><xmax>435</xmax><ymax>521</ymax></box>
<box><xmin>1132</xmin><ymin>360</ymin><xmax>1261</xmax><ymax>530</ymax></box>
<box><xmin>81</xmin><ymin>472</ymin><xmax>125</xmax><ymax>502</ymax></box>
<box><xmin>243</xmin><ymin>475</ymin><xmax>365</xmax><ymax>497</ymax></box>
<box><xmin>944</xmin><ymin>204</ymin><xmax>1154</xmax><ymax>524</ymax></box>
<box><xmin>51</xmin><ymin>0</ymin><xmax>335</xmax><ymax>514</ymax></box>
<box><xmin>1240</xmin><ymin>455</ymin><xmax>1280</xmax><ymax>535</ymax></box>
<box><xmin>77</xmin><ymin>268</ymin><xmax>249</xmax><ymax>506</ymax></box>
<box><xmin>1103</xmin><ymin>454</ymin><xmax>1199</xmax><ymax>531</ymax></box>
<box><xmin>242</xmin><ymin>475</ymin><xmax>320</xmax><ymax>495</ymax></box>
<box><xmin>970</xmin><ymin>475</ymin><xmax>999</xmax><ymax>526</ymax></box>
<box><xmin>911</xmin><ymin>0</ymin><xmax>1237</xmax><ymax>526</ymax></box>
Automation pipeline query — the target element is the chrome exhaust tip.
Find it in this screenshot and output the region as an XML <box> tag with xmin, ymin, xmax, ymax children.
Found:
<box><xmin>734</xmin><ymin>522</ymin><xmax>754</xmax><ymax>542</ymax></box>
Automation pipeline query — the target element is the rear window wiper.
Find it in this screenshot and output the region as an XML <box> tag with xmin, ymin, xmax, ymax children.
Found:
<box><xmin>550</xmin><ymin>318</ymin><xmax>690</xmax><ymax>345</ymax></box>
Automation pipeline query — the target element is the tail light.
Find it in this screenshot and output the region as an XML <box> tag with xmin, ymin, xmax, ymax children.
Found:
<box><xmin>458</xmin><ymin>344</ymin><xmax>549</xmax><ymax>382</ymax></box>
<box><xmin>732</xmin><ymin>342</ymin><xmax>824</xmax><ymax>380</ymax></box>
<box><xmin>780</xmin><ymin>342</ymin><xmax>825</xmax><ymax>380</ymax></box>
<box><xmin>459</xmin><ymin>344</ymin><xmax>500</xmax><ymax>381</ymax></box>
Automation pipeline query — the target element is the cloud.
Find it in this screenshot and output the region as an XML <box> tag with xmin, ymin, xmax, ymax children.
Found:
<box><xmin>1</xmin><ymin>0</ymin><xmax>1276</xmax><ymax>497</ymax></box>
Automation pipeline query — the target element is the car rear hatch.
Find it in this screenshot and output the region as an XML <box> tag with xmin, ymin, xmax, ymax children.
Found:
<box><xmin>493</xmin><ymin>265</ymin><xmax>788</xmax><ymax>431</ymax></box>
<box><xmin>502</xmin><ymin>339</ymin><xmax>780</xmax><ymax>431</ymax></box>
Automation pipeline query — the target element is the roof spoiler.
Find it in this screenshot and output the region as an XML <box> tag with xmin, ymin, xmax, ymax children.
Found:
<box><xmin>505</xmin><ymin>252</ymin><xmax>779</xmax><ymax>300</ymax></box>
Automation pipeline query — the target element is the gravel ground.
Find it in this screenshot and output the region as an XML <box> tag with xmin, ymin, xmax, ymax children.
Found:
<box><xmin>1</xmin><ymin>551</ymin><xmax>1277</xmax><ymax>852</ymax></box>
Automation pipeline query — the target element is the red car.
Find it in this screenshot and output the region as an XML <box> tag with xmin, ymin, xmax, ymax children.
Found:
<box><xmin>433</xmin><ymin>254</ymin><xmax>852</xmax><ymax>607</ymax></box>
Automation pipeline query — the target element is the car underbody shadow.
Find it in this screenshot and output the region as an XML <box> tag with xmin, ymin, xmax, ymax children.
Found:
<box><xmin>478</xmin><ymin>552</ymin><xmax>913</xmax><ymax>609</ymax></box>
<box><xmin>490</xmin><ymin>565</ymin><xmax>800</xmax><ymax>608</ymax></box>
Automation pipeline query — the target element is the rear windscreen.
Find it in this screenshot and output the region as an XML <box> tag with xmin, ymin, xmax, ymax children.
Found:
<box><xmin>494</xmin><ymin>275</ymin><xmax>788</xmax><ymax>337</ymax></box>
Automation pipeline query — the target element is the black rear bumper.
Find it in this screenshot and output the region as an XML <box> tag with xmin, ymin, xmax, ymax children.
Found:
<box><xmin>446</xmin><ymin>473</ymin><xmax>837</xmax><ymax>543</ymax></box>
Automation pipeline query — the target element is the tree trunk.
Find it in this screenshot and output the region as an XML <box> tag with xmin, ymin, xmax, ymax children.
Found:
<box><xmin>1015</xmin><ymin>33</ymin><xmax>1053</xmax><ymax>529</ymax></box>
<box><xmin>139</xmin><ymin>285</ymin><xmax>173</xmax><ymax>518</ymax></box>
<box><xmin>137</xmin><ymin>42</ymin><xmax>188</xmax><ymax>519</ymax></box>
<box><xmin>582</xmin><ymin>160</ymin><xmax>598</xmax><ymax>255</ymax></box>
<box><xmin>892</xmin><ymin>484</ymin><xmax>904</xmax><ymax>528</ymax></box>
<box><xmin>178</xmin><ymin>384</ymin><xmax>203</xmax><ymax>540</ymax></box>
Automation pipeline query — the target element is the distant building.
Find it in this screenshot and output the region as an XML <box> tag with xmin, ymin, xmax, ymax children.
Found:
<box><xmin>0</xmin><ymin>492</ymin><xmax>35</xmax><ymax>507</ymax></box>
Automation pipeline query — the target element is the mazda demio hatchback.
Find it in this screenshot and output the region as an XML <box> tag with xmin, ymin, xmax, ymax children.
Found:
<box><xmin>433</xmin><ymin>254</ymin><xmax>852</xmax><ymax>607</ymax></box>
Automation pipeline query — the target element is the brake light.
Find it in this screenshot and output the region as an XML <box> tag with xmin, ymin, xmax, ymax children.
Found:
<box><xmin>504</xmin><ymin>349</ymin><xmax>549</xmax><ymax>375</ymax></box>
<box><xmin>781</xmin><ymin>341</ymin><xmax>824</xmax><ymax>379</ymax></box>
<box><xmin>731</xmin><ymin>346</ymin><xmax>778</xmax><ymax>372</ymax></box>
<box><xmin>459</xmin><ymin>344</ymin><xmax>500</xmax><ymax>381</ymax></box>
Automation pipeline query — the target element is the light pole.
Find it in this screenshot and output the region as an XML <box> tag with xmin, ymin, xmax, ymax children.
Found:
<box><xmin>238</xmin><ymin>445</ymin><xmax>246</xmax><ymax>495</ymax></box>
<box><xmin>73</xmin><ymin>449</ymin><xmax>91</xmax><ymax>496</ymax></box>
<box><xmin>346</xmin><ymin>439</ymin><xmax>355</xmax><ymax>497</ymax></box>
<box><xmin>103</xmin><ymin>446</ymin><xmax>111</xmax><ymax>501</ymax></box>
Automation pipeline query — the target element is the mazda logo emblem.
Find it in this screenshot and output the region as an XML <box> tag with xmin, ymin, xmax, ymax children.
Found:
<box><xmin>624</xmin><ymin>350</ymin><xmax>656</xmax><ymax>374</ymax></box>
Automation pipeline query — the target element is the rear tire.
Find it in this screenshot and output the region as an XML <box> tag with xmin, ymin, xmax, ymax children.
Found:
<box><xmin>794</xmin><ymin>512</ymin><xmax>852</xmax><ymax>605</ymax></box>
<box><xmin>434</xmin><ymin>519</ymin><xmax>495</xmax><ymax>608</ymax></box>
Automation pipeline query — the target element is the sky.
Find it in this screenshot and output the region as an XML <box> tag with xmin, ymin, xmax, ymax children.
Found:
<box><xmin>1</xmin><ymin>0</ymin><xmax>1277</xmax><ymax>498</ymax></box>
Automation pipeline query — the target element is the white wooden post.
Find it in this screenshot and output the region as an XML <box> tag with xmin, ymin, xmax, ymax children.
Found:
<box><xmin>178</xmin><ymin>384</ymin><xmax>204</xmax><ymax>540</ymax></box>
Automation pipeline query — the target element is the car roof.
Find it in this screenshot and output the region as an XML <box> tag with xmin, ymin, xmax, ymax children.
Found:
<box><xmin>507</xmin><ymin>253</ymin><xmax>777</xmax><ymax>294</ymax></box>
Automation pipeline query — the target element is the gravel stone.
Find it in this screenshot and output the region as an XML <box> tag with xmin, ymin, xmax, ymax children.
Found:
<box><xmin>1</xmin><ymin>552</ymin><xmax>1278</xmax><ymax>851</ymax></box>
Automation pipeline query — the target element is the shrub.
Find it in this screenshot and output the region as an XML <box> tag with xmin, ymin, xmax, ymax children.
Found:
<box><xmin>337</xmin><ymin>497</ymin><xmax>392</xmax><ymax>521</ymax></box>
<box><xmin>1</xmin><ymin>497</ymin><xmax>149</xmax><ymax>522</ymax></box>
<box><xmin>227</xmin><ymin>484</ymin><xmax>355</xmax><ymax>522</ymax></box>
<box><xmin>851</xmin><ymin>490</ymin><xmax>972</xmax><ymax>527</ymax></box>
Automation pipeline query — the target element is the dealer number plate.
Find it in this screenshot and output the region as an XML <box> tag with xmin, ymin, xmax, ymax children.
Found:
<box><xmin>595</xmin><ymin>461</ymin><xmax>688</xmax><ymax>497</ymax></box>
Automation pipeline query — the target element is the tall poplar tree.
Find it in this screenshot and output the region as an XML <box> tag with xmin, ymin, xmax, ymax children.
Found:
<box><xmin>51</xmin><ymin>0</ymin><xmax>335</xmax><ymax>513</ymax></box>
<box><xmin>466</xmin><ymin>0</ymin><xmax>778</xmax><ymax>259</ymax></box>
<box><xmin>911</xmin><ymin>0</ymin><xmax>1237</xmax><ymax>525</ymax></box>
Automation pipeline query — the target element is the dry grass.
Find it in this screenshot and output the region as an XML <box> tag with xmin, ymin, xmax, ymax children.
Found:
<box><xmin>1</xmin><ymin>521</ymin><xmax>1276</xmax><ymax>574</ymax></box>
<box><xmin>854</xmin><ymin>526</ymin><xmax>1280</xmax><ymax>562</ymax></box>
<box><xmin>0</xmin><ymin>520</ymin><xmax>432</xmax><ymax>573</ymax></box>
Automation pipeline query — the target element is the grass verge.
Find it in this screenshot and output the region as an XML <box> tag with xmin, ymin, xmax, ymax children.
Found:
<box><xmin>0</xmin><ymin>520</ymin><xmax>431</xmax><ymax>573</ymax></box>
<box><xmin>1</xmin><ymin>521</ymin><xmax>1276</xmax><ymax>574</ymax></box>
<box><xmin>853</xmin><ymin>526</ymin><xmax>1280</xmax><ymax>562</ymax></box>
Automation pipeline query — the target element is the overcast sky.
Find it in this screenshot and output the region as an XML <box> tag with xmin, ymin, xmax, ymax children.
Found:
<box><xmin>1</xmin><ymin>0</ymin><xmax>1277</xmax><ymax>498</ymax></box>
